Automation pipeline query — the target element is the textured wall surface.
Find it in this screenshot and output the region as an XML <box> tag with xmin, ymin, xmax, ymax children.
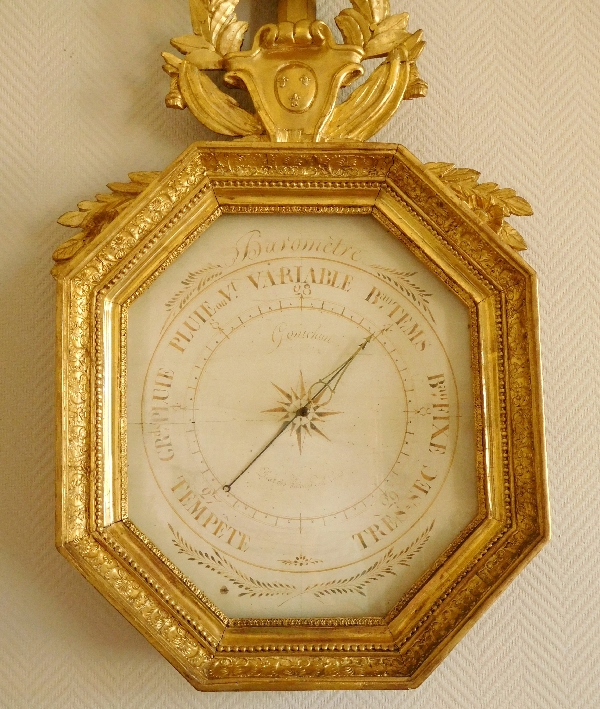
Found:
<box><xmin>1</xmin><ymin>1</ymin><xmax>598</xmax><ymax>706</ymax></box>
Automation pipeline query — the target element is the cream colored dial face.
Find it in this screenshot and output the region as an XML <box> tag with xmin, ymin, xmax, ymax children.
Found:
<box><xmin>127</xmin><ymin>215</ymin><xmax>478</xmax><ymax>619</ymax></box>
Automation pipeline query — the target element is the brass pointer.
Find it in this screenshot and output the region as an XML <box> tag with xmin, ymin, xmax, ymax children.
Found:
<box><xmin>222</xmin><ymin>327</ymin><xmax>388</xmax><ymax>492</ymax></box>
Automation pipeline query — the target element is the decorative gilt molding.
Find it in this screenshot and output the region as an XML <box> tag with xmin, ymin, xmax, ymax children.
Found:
<box><xmin>202</xmin><ymin>655</ymin><xmax>410</xmax><ymax>680</ymax></box>
<box><xmin>56</xmin><ymin>157</ymin><xmax>209</xmax><ymax>541</ymax></box>
<box><xmin>53</xmin><ymin>172</ymin><xmax>160</xmax><ymax>267</ymax></box>
<box><xmin>52</xmin><ymin>0</ymin><xmax>547</xmax><ymax>693</ymax></box>
<box><xmin>162</xmin><ymin>0</ymin><xmax>427</xmax><ymax>142</ymax></box>
<box><xmin>55</xmin><ymin>145</ymin><xmax>548</xmax><ymax>689</ymax></box>
<box><xmin>424</xmin><ymin>162</ymin><xmax>533</xmax><ymax>251</ymax></box>
<box><xmin>73</xmin><ymin>536</ymin><xmax>208</xmax><ymax>668</ymax></box>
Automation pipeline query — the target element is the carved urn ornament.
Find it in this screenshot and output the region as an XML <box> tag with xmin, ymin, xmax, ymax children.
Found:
<box><xmin>53</xmin><ymin>0</ymin><xmax>549</xmax><ymax>691</ymax></box>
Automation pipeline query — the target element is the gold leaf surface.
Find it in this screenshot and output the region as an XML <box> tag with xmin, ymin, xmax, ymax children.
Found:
<box><xmin>350</xmin><ymin>0</ymin><xmax>375</xmax><ymax>23</ymax></box>
<box><xmin>189</xmin><ymin>0</ymin><xmax>211</xmax><ymax>40</ymax></box>
<box><xmin>217</xmin><ymin>19</ymin><xmax>248</xmax><ymax>55</ymax></box>
<box><xmin>425</xmin><ymin>162</ymin><xmax>533</xmax><ymax>251</ymax></box>
<box><xmin>335</xmin><ymin>13</ymin><xmax>365</xmax><ymax>47</ymax></box>
<box><xmin>324</xmin><ymin>48</ymin><xmax>410</xmax><ymax>141</ymax></box>
<box><xmin>170</xmin><ymin>34</ymin><xmax>214</xmax><ymax>54</ymax></box>
<box><xmin>186</xmin><ymin>47</ymin><xmax>224</xmax><ymax>70</ymax></box>
<box><xmin>210</xmin><ymin>1</ymin><xmax>239</xmax><ymax>46</ymax></box>
<box><xmin>53</xmin><ymin>172</ymin><xmax>160</xmax><ymax>263</ymax></box>
<box><xmin>338</xmin><ymin>8</ymin><xmax>372</xmax><ymax>45</ymax></box>
<box><xmin>179</xmin><ymin>62</ymin><xmax>264</xmax><ymax>136</ymax></box>
<box><xmin>369</xmin><ymin>0</ymin><xmax>391</xmax><ymax>24</ymax></box>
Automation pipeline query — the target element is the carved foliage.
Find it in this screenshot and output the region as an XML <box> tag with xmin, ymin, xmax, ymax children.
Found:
<box><xmin>424</xmin><ymin>162</ymin><xmax>533</xmax><ymax>251</ymax></box>
<box><xmin>204</xmin><ymin>655</ymin><xmax>409</xmax><ymax>680</ymax></box>
<box><xmin>162</xmin><ymin>2</ymin><xmax>427</xmax><ymax>141</ymax></box>
<box><xmin>75</xmin><ymin>537</ymin><xmax>208</xmax><ymax>668</ymax></box>
<box><xmin>59</xmin><ymin>157</ymin><xmax>208</xmax><ymax>541</ymax></box>
<box><xmin>54</xmin><ymin>173</ymin><xmax>160</xmax><ymax>265</ymax></box>
<box><xmin>380</xmin><ymin>156</ymin><xmax>545</xmax><ymax>673</ymax></box>
<box><xmin>170</xmin><ymin>0</ymin><xmax>248</xmax><ymax>70</ymax></box>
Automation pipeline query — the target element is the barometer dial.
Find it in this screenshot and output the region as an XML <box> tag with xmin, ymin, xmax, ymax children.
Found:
<box><xmin>127</xmin><ymin>214</ymin><xmax>478</xmax><ymax>618</ymax></box>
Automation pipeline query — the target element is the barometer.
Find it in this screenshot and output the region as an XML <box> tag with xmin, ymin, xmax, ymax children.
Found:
<box><xmin>53</xmin><ymin>0</ymin><xmax>549</xmax><ymax>690</ymax></box>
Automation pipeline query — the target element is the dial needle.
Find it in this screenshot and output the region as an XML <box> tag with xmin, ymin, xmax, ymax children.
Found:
<box><xmin>222</xmin><ymin>326</ymin><xmax>388</xmax><ymax>492</ymax></box>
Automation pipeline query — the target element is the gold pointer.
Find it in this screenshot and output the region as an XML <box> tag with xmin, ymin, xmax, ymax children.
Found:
<box><xmin>222</xmin><ymin>326</ymin><xmax>389</xmax><ymax>492</ymax></box>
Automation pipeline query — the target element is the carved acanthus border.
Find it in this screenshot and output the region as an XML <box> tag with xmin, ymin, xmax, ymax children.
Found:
<box><xmin>73</xmin><ymin>536</ymin><xmax>208</xmax><ymax>667</ymax></box>
<box><xmin>203</xmin><ymin>654</ymin><xmax>410</xmax><ymax>680</ymax></box>
<box><xmin>58</xmin><ymin>155</ymin><xmax>210</xmax><ymax>541</ymax></box>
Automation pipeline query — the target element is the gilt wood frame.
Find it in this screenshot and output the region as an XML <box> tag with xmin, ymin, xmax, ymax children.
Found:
<box><xmin>54</xmin><ymin>143</ymin><xmax>549</xmax><ymax>690</ymax></box>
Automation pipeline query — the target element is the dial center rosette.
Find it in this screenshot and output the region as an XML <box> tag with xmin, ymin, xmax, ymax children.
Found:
<box><xmin>193</xmin><ymin>306</ymin><xmax>408</xmax><ymax>522</ymax></box>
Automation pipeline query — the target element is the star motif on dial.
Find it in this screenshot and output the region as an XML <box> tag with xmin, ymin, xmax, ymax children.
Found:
<box><xmin>263</xmin><ymin>372</ymin><xmax>341</xmax><ymax>452</ymax></box>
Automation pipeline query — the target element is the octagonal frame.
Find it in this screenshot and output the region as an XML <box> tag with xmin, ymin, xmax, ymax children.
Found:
<box><xmin>54</xmin><ymin>143</ymin><xmax>549</xmax><ymax>690</ymax></box>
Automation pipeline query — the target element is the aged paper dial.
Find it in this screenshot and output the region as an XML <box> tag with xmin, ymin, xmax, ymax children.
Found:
<box><xmin>127</xmin><ymin>214</ymin><xmax>478</xmax><ymax>619</ymax></box>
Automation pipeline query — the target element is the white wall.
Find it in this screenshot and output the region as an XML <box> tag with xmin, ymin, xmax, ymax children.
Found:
<box><xmin>1</xmin><ymin>1</ymin><xmax>598</xmax><ymax>706</ymax></box>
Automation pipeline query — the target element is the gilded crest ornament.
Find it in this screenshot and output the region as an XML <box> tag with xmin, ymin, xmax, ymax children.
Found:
<box><xmin>162</xmin><ymin>0</ymin><xmax>427</xmax><ymax>142</ymax></box>
<box><xmin>53</xmin><ymin>0</ymin><xmax>548</xmax><ymax>692</ymax></box>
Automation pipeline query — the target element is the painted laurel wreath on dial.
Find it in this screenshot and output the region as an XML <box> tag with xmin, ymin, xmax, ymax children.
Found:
<box><xmin>169</xmin><ymin>522</ymin><xmax>434</xmax><ymax>599</ymax></box>
<box><xmin>370</xmin><ymin>266</ymin><xmax>435</xmax><ymax>322</ymax></box>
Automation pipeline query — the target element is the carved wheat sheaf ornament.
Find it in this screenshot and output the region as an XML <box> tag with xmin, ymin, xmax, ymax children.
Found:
<box><xmin>53</xmin><ymin>0</ymin><xmax>549</xmax><ymax>692</ymax></box>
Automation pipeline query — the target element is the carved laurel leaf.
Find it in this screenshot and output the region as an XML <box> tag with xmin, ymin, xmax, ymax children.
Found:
<box><xmin>335</xmin><ymin>12</ymin><xmax>366</xmax><ymax>47</ymax></box>
<box><xmin>350</xmin><ymin>0</ymin><xmax>374</xmax><ymax>22</ymax></box>
<box><xmin>351</xmin><ymin>0</ymin><xmax>390</xmax><ymax>25</ymax></box>
<box><xmin>377</xmin><ymin>12</ymin><xmax>409</xmax><ymax>34</ymax></box>
<box><xmin>174</xmin><ymin>1</ymin><xmax>247</xmax><ymax>62</ymax></box>
<box><xmin>186</xmin><ymin>47</ymin><xmax>224</xmax><ymax>70</ymax></box>
<box><xmin>217</xmin><ymin>19</ymin><xmax>248</xmax><ymax>55</ymax></box>
<box><xmin>424</xmin><ymin>162</ymin><xmax>533</xmax><ymax>251</ymax></box>
<box><xmin>493</xmin><ymin>188</ymin><xmax>534</xmax><ymax>217</ymax></box>
<box><xmin>402</xmin><ymin>29</ymin><xmax>425</xmax><ymax>62</ymax></box>
<box><xmin>170</xmin><ymin>34</ymin><xmax>214</xmax><ymax>54</ymax></box>
<box><xmin>337</xmin><ymin>8</ymin><xmax>372</xmax><ymax>46</ymax></box>
<box><xmin>179</xmin><ymin>62</ymin><xmax>264</xmax><ymax>136</ymax></box>
<box><xmin>499</xmin><ymin>223</ymin><xmax>528</xmax><ymax>251</ymax></box>
<box><xmin>189</xmin><ymin>0</ymin><xmax>212</xmax><ymax>41</ymax></box>
<box><xmin>52</xmin><ymin>233</ymin><xmax>87</xmax><ymax>262</ymax></box>
<box><xmin>369</xmin><ymin>0</ymin><xmax>391</xmax><ymax>24</ymax></box>
<box><xmin>365</xmin><ymin>14</ymin><xmax>411</xmax><ymax>58</ymax></box>
<box><xmin>163</xmin><ymin>51</ymin><xmax>183</xmax><ymax>71</ymax></box>
<box><xmin>53</xmin><ymin>172</ymin><xmax>160</xmax><ymax>263</ymax></box>
<box><xmin>210</xmin><ymin>0</ymin><xmax>239</xmax><ymax>46</ymax></box>
<box><xmin>323</xmin><ymin>48</ymin><xmax>411</xmax><ymax>141</ymax></box>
